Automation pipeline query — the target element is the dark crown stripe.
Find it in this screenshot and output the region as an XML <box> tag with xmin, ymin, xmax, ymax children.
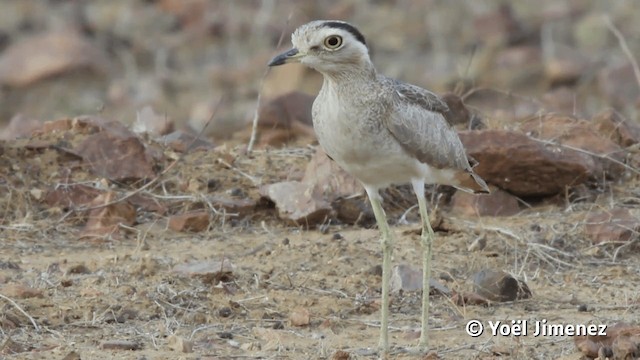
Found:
<box><xmin>322</xmin><ymin>21</ymin><xmax>366</xmax><ymax>45</ymax></box>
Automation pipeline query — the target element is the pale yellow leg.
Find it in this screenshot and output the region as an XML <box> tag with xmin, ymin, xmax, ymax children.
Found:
<box><xmin>412</xmin><ymin>180</ymin><xmax>434</xmax><ymax>352</ymax></box>
<box><xmin>364</xmin><ymin>186</ymin><xmax>392</xmax><ymax>354</ymax></box>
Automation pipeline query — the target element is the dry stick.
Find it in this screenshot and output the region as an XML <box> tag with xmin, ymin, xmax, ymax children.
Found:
<box><xmin>75</xmin><ymin>96</ymin><xmax>224</xmax><ymax>213</ymax></box>
<box><xmin>0</xmin><ymin>293</ymin><xmax>40</xmax><ymax>331</ymax></box>
<box><xmin>604</xmin><ymin>15</ymin><xmax>640</xmax><ymax>90</ymax></box>
<box><xmin>246</xmin><ymin>13</ymin><xmax>292</xmax><ymax>154</ymax></box>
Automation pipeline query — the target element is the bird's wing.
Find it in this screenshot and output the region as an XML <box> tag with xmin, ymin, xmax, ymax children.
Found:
<box><xmin>382</xmin><ymin>78</ymin><xmax>471</xmax><ymax>171</ymax></box>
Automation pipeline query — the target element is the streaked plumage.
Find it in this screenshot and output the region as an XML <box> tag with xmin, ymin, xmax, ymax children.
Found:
<box><xmin>268</xmin><ymin>20</ymin><xmax>488</xmax><ymax>354</ymax></box>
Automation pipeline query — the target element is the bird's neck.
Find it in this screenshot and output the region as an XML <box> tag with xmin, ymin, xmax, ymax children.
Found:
<box><xmin>321</xmin><ymin>60</ymin><xmax>377</xmax><ymax>84</ymax></box>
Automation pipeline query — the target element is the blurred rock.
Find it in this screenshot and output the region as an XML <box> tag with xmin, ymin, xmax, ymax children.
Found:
<box><xmin>450</xmin><ymin>186</ymin><xmax>520</xmax><ymax>217</ymax></box>
<box><xmin>82</xmin><ymin>191</ymin><xmax>136</xmax><ymax>239</ymax></box>
<box><xmin>303</xmin><ymin>147</ymin><xmax>362</xmax><ymax>201</ymax></box>
<box><xmin>208</xmin><ymin>195</ymin><xmax>256</xmax><ymax>217</ymax></box>
<box><xmin>0</xmin><ymin>114</ymin><xmax>41</xmax><ymax>140</ymax></box>
<box><xmin>441</xmin><ymin>93</ymin><xmax>472</xmax><ymax>128</ymax></box>
<box><xmin>541</xmin><ymin>87</ymin><xmax>578</xmax><ymax>114</ymax></box>
<box><xmin>544</xmin><ymin>52</ymin><xmax>588</xmax><ymax>87</ymax></box>
<box><xmin>332</xmin><ymin>196</ymin><xmax>374</xmax><ymax>227</ymax></box>
<box><xmin>459</xmin><ymin>130</ymin><xmax>591</xmax><ymax>196</ymax></box>
<box><xmin>289</xmin><ymin>307</ymin><xmax>310</xmax><ymax>327</ymax></box>
<box><xmin>161</xmin><ymin>130</ymin><xmax>215</xmax><ymax>153</ymax></box>
<box><xmin>473</xmin><ymin>269</ymin><xmax>531</xmax><ymax>302</ymax></box>
<box><xmin>73</xmin><ymin>117</ymin><xmax>157</xmax><ymax>182</ymax></box>
<box><xmin>0</xmin><ymin>338</ymin><xmax>30</xmax><ymax>355</ymax></box>
<box><xmin>45</xmin><ymin>184</ymin><xmax>102</xmax><ymax>210</ymax></box>
<box><xmin>259</xmin><ymin>181</ymin><xmax>331</xmax><ymax>226</ymax></box>
<box><xmin>173</xmin><ymin>258</ymin><xmax>234</xmax><ymax>278</ymax></box>
<box><xmin>132</xmin><ymin>105</ymin><xmax>174</xmax><ymax>137</ymax></box>
<box><xmin>1</xmin><ymin>283</ymin><xmax>44</xmax><ymax>299</ymax></box>
<box><xmin>249</xmin><ymin>91</ymin><xmax>316</xmax><ymax>147</ymax></box>
<box><xmin>574</xmin><ymin>14</ymin><xmax>610</xmax><ymax>51</ymax></box>
<box><xmin>0</xmin><ymin>29</ymin><xmax>106</xmax><ymax>87</ymax></box>
<box><xmin>520</xmin><ymin>114</ymin><xmax>626</xmax><ymax>178</ymax></box>
<box><xmin>591</xmin><ymin>109</ymin><xmax>640</xmax><ymax>147</ymax></box>
<box><xmin>389</xmin><ymin>264</ymin><xmax>450</xmax><ymax>295</ymax></box>
<box><xmin>598</xmin><ymin>63</ymin><xmax>640</xmax><ymax>108</ymax></box>
<box><xmin>473</xmin><ymin>4</ymin><xmax>526</xmax><ymax>45</ymax></box>
<box><xmin>451</xmin><ymin>291</ymin><xmax>490</xmax><ymax>306</ymax></box>
<box><xmin>99</xmin><ymin>340</ymin><xmax>141</xmax><ymax>351</ymax></box>
<box><xmin>167</xmin><ymin>334</ymin><xmax>193</xmax><ymax>353</ymax></box>
<box><xmin>574</xmin><ymin>322</ymin><xmax>639</xmax><ymax>359</ymax></box>
<box><xmin>584</xmin><ymin>208</ymin><xmax>639</xmax><ymax>244</ymax></box>
<box><xmin>168</xmin><ymin>211</ymin><xmax>210</xmax><ymax>232</ymax></box>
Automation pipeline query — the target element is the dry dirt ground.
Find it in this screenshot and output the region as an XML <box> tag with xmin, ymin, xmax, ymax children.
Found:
<box><xmin>1</xmin><ymin>137</ymin><xmax>639</xmax><ymax>360</ymax></box>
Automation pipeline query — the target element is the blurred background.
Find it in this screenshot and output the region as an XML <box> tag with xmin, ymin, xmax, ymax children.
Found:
<box><xmin>0</xmin><ymin>0</ymin><xmax>638</xmax><ymax>142</ymax></box>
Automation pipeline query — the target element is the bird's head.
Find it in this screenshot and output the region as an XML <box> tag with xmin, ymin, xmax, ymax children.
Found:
<box><xmin>268</xmin><ymin>20</ymin><xmax>371</xmax><ymax>75</ymax></box>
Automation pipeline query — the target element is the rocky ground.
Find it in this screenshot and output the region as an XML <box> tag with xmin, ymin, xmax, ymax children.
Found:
<box><xmin>1</xmin><ymin>1</ymin><xmax>640</xmax><ymax>359</ymax></box>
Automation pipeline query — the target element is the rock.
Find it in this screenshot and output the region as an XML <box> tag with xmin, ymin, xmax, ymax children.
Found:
<box><xmin>584</xmin><ymin>208</ymin><xmax>639</xmax><ymax>244</ymax></box>
<box><xmin>389</xmin><ymin>264</ymin><xmax>450</xmax><ymax>295</ymax></box>
<box><xmin>450</xmin><ymin>186</ymin><xmax>520</xmax><ymax>217</ymax></box>
<box><xmin>472</xmin><ymin>269</ymin><xmax>531</xmax><ymax>302</ymax></box>
<box><xmin>99</xmin><ymin>340</ymin><xmax>141</xmax><ymax>351</ymax></box>
<box><xmin>574</xmin><ymin>322</ymin><xmax>639</xmax><ymax>359</ymax></box>
<box><xmin>1</xmin><ymin>284</ymin><xmax>44</xmax><ymax>299</ymax></box>
<box><xmin>168</xmin><ymin>211</ymin><xmax>210</xmax><ymax>232</ymax></box>
<box><xmin>451</xmin><ymin>291</ymin><xmax>490</xmax><ymax>306</ymax></box>
<box><xmin>332</xmin><ymin>196</ymin><xmax>375</xmax><ymax>227</ymax></box>
<box><xmin>132</xmin><ymin>105</ymin><xmax>174</xmax><ymax>137</ymax></box>
<box><xmin>0</xmin><ymin>30</ymin><xmax>107</xmax><ymax>87</ymax></box>
<box><xmin>67</xmin><ymin>116</ymin><xmax>158</xmax><ymax>182</ymax></box>
<box><xmin>0</xmin><ymin>114</ymin><xmax>41</xmax><ymax>140</ymax></box>
<box><xmin>519</xmin><ymin>114</ymin><xmax>626</xmax><ymax>178</ymax></box>
<box><xmin>208</xmin><ymin>195</ymin><xmax>256</xmax><ymax>217</ymax></box>
<box><xmin>44</xmin><ymin>184</ymin><xmax>102</xmax><ymax>210</ymax></box>
<box><xmin>173</xmin><ymin>258</ymin><xmax>235</xmax><ymax>284</ymax></box>
<box><xmin>544</xmin><ymin>50</ymin><xmax>588</xmax><ymax>87</ymax></box>
<box><xmin>82</xmin><ymin>192</ymin><xmax>137</xmax><ymax>239</ymax></box>
<box><xmin>459</xmin><ymin>130</ymin><xmax>591</xmax><ymax>196</ymax></box>
<box><xmin>472</xmin><ymin>4</ymin><xmax>525</xmax><ymax>45</ymax></box>
<box><xmin>253</xmin><ymin>91</ymin><xmax>316</xmax><ymax>147</ymax></box>
<box><xmin>0</xmin><ymin>338</ymin><xmax>31</xmax><ymax>355</ymax></box>
<box><xmin>302</xmin><ymin>147</ymin><xmax>362</xmax><ymax>200</ymax></box>
<box><xmin>591</xmin><ymin>109</ymin><xmax>640</xmax><ymax>147</ymax></box>
<box><xmin>167</xmin><ymin>334</ymin><xmax>193</xmax><ymax>353</ymax></box>
<box><xmin>160</xmin><ymin>130</ymin><xmax>216</xmax><ymax>153</ymax></box>
<box><xmin>289</xmin><ymin>307</ymin><xmax>310</xmax><ymax>327</ymax></box>
<box><xmin>598</xmin><ymin>63</ymin><xmax>640</xmax><ymax>108</ymax></box>
<box><xmin>441</xmin><ymin>93</ymin><xmax>472</xmax><ymax>127</ymax></box>
<box><xmin>259</xmin><ymin>181</ymin><xmax>332</xmax><ymax>226</ymax></box>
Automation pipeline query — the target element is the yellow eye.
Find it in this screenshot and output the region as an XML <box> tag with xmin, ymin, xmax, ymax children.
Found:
<box><xmin>323</xmin><ymin>35</ymin><xmax>343</xmax><ymax>49</ymax></box>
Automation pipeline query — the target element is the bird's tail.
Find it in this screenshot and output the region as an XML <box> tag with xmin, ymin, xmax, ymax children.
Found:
<box><xmin>454</xmin><ymin>170</ymin><xmax>490</xmax><ymax>194</ymax></box>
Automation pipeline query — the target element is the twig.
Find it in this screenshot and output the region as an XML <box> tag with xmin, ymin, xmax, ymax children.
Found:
<box><xmin>0</xmin><ymin>293</ymin><xmax>40</xmax><ymax>331</ymax></box>
<box><xmin>604</xmin><ymin>15</ymin><xmax>640</xmax><ymax>91</ymax></box>
<box><xmin>246</xmin><ymin>12</ymin><xmax>292</xmax><ymax>154</ymax></box>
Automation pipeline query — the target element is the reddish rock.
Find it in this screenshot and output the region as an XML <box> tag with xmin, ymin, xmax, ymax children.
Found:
<box><xmin>591</xmin><ymin>109</ymin><xmax>640</xmax><ymax>147</ymax></box>
<box><xmin>44</xmin><ymin>184</ymin><xmax>102</xmax><ymax>209</ymax></box>
<box><xmin>450</xmin><ymin>186</ymin><xmax>520</xmax><ymax>217</ymax></box>
<box><xmin>584</xmin><ymin>208</ymin><xmax>639</xmax><ymax>244</ymax></box>
<box><xmin>259</xmin><ymin>181</ymin><xmax>332</xmax><ymax>226</ymax></box>
<box><xmin>208</xmin><ymin>195</ymin><xmax>256</xmax><ymax>217</ymax></box>
<box><xmin>473</xmin><ymin>269</ymin><xmax>531</xmax><ymax>302</ymax></box>
<box><xmin>161</xmin><ymin>130</ymin><xmax>216</xmax><ymax>153</ymax></box>
<box><xmin>73</xmin><ymin>117</ymin><xmax>157</xmax><ymax>181</ymax></box>
<box><xmin>168</xmin><ymin>211</ymin><xmax>210</xmax><ymax>232</ymax></box>
<box><xmin>519</xmin><ymin>114</ymin><xmax>626</xmax><ymax>178</ymax></box>
<box><xmin>99</xmin><ymin>340</ymin><xmax>141</xmax><ymax>351</ymax></box>
<box><xmin>0</xmin><ymin>114</ymin><xmax>41</xmax><ymax>140</ymax></box>
<box><xmin>302</xmin><ymin>147</ymin><xmax>362</xmax><ymax>200</ymax></box>
<box><xmin>1</xmin><ymin>284</ymin><xmax>44</xmax><ymax>299</ymax></box>
<box><xmin>459</xmin><ymin>130</ymin><xmax>591</xmax><ymax>196</ymax></box>
<box><xmin>132</xmin><ymin>105</ymin><xmax>174</xmax><ymax>137</ymax></box>
<box><xmin>244</xmin><ymin>91</ymin><xmax>316</xmax><ymax>147</ymax></box>
<box><xmin>83</xmin><ymin>192</ymin><xmax>137</xmax><ymax>239</ymax></box>
<box><xmin>0</xmin><ymin>30</ymin><xmax>107</xmax><ymax>87</ymax></box>
<box><xmin>598</xmin><ymin>63</ymin><xmax>640</xmax><ymax>108</ymax></box>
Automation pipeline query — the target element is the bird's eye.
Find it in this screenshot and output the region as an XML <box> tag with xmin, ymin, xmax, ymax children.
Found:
<box><xmin>323</xmin><ymin>35</ymin><xmax>343</xmax><ymax>49</ymax></box>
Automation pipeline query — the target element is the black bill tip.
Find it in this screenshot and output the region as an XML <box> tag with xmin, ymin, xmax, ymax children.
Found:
<box><xmin>268</xmin><ymin>48</ymin><xmax>299</xmax><ymax>66</ymax></box>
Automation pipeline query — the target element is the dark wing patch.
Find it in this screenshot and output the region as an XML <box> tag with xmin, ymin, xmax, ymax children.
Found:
<box><xmin>383</xmin><ymin>78</ymin><xmax>472</xmax><ymax>171</ymax></box>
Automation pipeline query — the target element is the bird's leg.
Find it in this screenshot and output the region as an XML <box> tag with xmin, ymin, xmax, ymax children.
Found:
<box><xmin>364</xmin><ymin>186</ymin><xmax>393</xmax><ymax>354</ymax></box>
<box><xmin>411</xmin><ymin>180</ymin><xmax>433</xmax><ymax>352</ymax></box>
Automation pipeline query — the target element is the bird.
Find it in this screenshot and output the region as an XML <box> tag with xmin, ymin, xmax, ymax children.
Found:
<box><xmin>268</xmin><ymin>20</ymin><xmax>489</xmax><ymax>354</ymax></box>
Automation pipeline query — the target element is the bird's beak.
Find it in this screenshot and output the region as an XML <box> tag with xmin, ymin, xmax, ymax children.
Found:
<box><xmin>268</xmin><ymin>48</ymin><xmax>303</xmax><ymax>66</ymax></box>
